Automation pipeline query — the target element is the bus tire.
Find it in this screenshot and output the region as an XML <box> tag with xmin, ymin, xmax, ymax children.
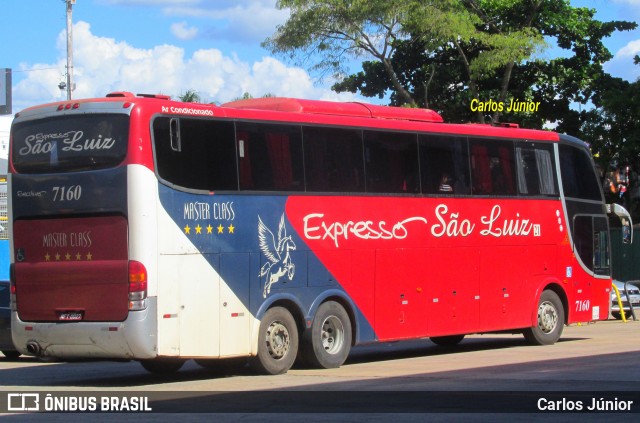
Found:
<box><xmin>1</xmin><ymin>350</ymin><xmax>21</xmax><ymax>360</ymax></box>
<box><xmin>139</xmin><ymin>358</ymin><xmax>185</xmax><ymax>374</ymax></box>
<box><xmin>301</xmin><ymin>301</ymin><xmax>352</xmax><ymax>369</ymax></box>
<box><xmin>195</xmin><ymin>357</ymin><xmax>247</xmax><ymax>372</ymax></box>
<box><xmin>250</xmin><ymin>306</ymin><xmax>298</xmax><ymax>375</ymax></box>
<box><xmin>430</xmin><ymin>334</ymin><xmax>465</xmax><ymax>346</ymax></box>
<box><xmin>524</xmin><ymin>290</ymin><xmax>565</xmax><ymax>345</ymax></box>
<box><xmin>611</xmin><ymin>311</ymin><xmax>630</xmax><ymax>320</ymax></box>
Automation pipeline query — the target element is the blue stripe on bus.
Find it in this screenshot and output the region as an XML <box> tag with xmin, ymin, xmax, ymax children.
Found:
<box><xmin>157</xmin><ymin>184</ymin><xmax>375</xmax><ymax>343</ymax></box>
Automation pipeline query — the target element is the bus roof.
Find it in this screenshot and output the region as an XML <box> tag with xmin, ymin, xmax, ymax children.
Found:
<box><xmin>14</xmin><ymin>93</ymin><xmax>561</xmax><ymax>143</ymax></box>
<box><xmin>222</xmin><ymin>97</ymin><xmax>444</xmax><ymax>123</ymax></box>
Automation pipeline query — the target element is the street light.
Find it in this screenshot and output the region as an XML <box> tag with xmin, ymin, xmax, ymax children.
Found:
<box><xmin>64</xmin><ymin>0</ymin><xmax>76</xmax><ymax>100</ymax></box>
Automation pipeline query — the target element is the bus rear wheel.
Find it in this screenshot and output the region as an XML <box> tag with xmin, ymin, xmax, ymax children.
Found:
<box><xmin>524</xmin><ymin>290</ymin><xmax>565</xmax><ymax>345</ymax></box>
<box><xmin>250</xmin><ymin>306</ymin><xmax>298</xmax><ymax>375</ymax></box>
<box><xmin>195</xmin><ymin>357</ymin><xmax>247</xmax><ymax>372</ymax></box>
<box><xmin>300</xmin><ymin>301</ymin><xmax>352</xmax><ymax>369</ymax></box>
<box><xmin>139</xmin><ymin>358</ymin><xmax>185</xmax><ymax>374</ymax></box>
<box><xmin>1</xmin><ymin>350</ymin><xmax>21</xmax><ymax>360</ymax></box>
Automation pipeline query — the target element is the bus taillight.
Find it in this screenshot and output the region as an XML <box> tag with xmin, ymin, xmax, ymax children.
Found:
<box><xmin>9</xmin><ymin>263</ymin><xmax>16</xmax><ymax>311</ymax></box>
<box><xmin>128</xmin><ymin>260</ymin><xmax>148</xmax><ymax>311</ymax></box>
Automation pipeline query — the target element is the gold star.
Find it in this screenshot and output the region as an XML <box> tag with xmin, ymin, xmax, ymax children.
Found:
<box><xmin>206</xmin><ymin>224</ymin><xmax>213</xmax><ymax>234</ymax></box>
<box><xmin>184</xmin><ymin>224</ymin><xmax>191</xmax><ymax>234</ymax></box>
<box><xmin>76</xmin><ymin>253</ymin><xmax>82</xmax><ymax>260</ymax></box>
<box><xmin>228</xmin><ymin>224</ymin><xmax>235</xmax><ymax>234</ymax></box>
<box><xmin>86</xmin><ymin>252</ymin><xmax>93</xmax><ymax>261</ymax></box>
<box><xmin>65</xmin><ymin>253</ymin><xmax>71</xmax><ymax>260</ymax></box>
<box><xmin>55</xmin><ymin>253</ymin><xmax>61</xmax><ymax>261</ymax></box>
<box><xmin>195</xmin><ymin>224</ymin><xmax>202</xmax><ymax>234</ymax></box>
<box><xmin>217</xmin><ymin>224</ymin><xmax>224</xmax><ymax>234</ymax></box>
<box><xmin>45</xmin><ymin>253</ymin><xmax>50</xmax><ymax>261</ymax></box>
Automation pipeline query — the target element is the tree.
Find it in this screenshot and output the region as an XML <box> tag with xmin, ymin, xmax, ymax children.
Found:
<box><xmin>264</xmin><ymin>0</ymin><xmax>422</xmax><ymax>106</ymax></box>
<box><xmin>584</xmin><ymin>73</ymin><xmax>640</xmax><ymax>174</ymax></box>
<box><xmin>409</xmin><ymin>0</ymin><xmax>545</xmax><ymax>123</ymax></box>
<box><xmin>265</xmin><ymin>0</ymin><xmax>545</xmax><ymax>120</ymax></box>
<box><xmin>331</xmin><ymin>1</ymin><xmax>635</xmax><ymax>127</ymax></box>
<box><xmin>230</xmin><ymin>92</ymin><xmax>278</xmax><ymax>101</ymax></box>
<box><xmin>179</xmin><ymin>89</ymin><xmax>201</xmax><ymax>103</ymax></box>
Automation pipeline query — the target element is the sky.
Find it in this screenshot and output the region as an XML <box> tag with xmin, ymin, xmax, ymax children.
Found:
<box><xmin>0</xmin><ymin>0</ymin><xmax>639</xmax><ymax>123</ymax></box>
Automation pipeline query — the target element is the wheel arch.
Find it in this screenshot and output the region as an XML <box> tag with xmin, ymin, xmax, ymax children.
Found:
<box><xmin>259</xmin><ymin>295</ymin><xmax>306</xmax><ymax>333</ymax></box>
<box><xmin>252</xmin><ymin>294</ymin><xmax>306</xmax><ymax>356</ymax></box>
<box><xmin>535</xmin><ymin>281</ymin><xmax>569</xmax><ymax>325</ymax></box>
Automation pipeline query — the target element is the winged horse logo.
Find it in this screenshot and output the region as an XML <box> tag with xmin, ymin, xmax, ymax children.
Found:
<box><xmin>258</xmin><ymin>214</ymin><xmax>297</xmax><ymax>298</ymax></box>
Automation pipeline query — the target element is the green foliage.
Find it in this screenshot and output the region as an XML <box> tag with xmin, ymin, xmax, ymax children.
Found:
<box><xmin>179</xmin><ymin>89</ymin><xmax>201</xmax><ymax>103</ymax></box>
<box><xmin>231</xmin><ymin>92</ymin><xmax>279</xmax><ymax>101</ymax></box>
<box><xmin>585</xmin><ymin>74</ymin><xmax>640</xmax><ymax>172</ymax></box>
<box><xmin>265</xmin><ymin>0</ymin><xmax>429</xmax><ymax>105</ymax></box>
<box><xmin>329</xmin><ymin>0</ymin><xmax>636</xmax><ymax>129</ymax></box>
<box><xmin>265</xmin><ymin>0</ymin><xmax>639</xmax><ymax>174</ymax></box>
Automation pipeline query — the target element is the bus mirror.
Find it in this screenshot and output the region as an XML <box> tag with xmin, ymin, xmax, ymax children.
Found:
<box><xmin>607</xmin><ymin>203</ymin><xmax>633</xmax><ymax>244</ymax></box>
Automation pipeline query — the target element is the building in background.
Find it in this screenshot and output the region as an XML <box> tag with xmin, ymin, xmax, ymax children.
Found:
<box><xmin>0</xmin><ymin>117</ymin><xmax>10</xmax><ymax>160</ymax></box>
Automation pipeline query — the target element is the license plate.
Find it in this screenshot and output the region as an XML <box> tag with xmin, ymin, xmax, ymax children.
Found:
<box><xmin>58</xmin><ymin>311</ymin><xmax>84</xmax><ymax>321</ymax></box>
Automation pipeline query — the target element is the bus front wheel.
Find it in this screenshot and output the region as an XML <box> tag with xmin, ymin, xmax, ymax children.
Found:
<box><xmin>524</xmin><ymin>290</ymin><xmax>565</xmax><ymax>345</ymax></box>
<box><xmin>300</xmin><ymin>301</ymin><xmax>352</xmax><ymax>369</ymax></box>
<box><xmin>250</xmin><ymin>306</ymin><xmax>298</xmax><ymax>375</ymax></box>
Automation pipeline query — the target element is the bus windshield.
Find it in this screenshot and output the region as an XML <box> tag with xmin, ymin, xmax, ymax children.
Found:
<box><xmin>11</xmin><ymin>114</ymin><xmax>129</xmax><ymax>173</ymax></box>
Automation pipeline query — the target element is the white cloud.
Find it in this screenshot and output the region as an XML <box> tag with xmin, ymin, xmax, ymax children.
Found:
<box><xmin>616</xmin><ymin>39</ymin><xmax>640</xmax><ymax>58</ymax></box>
<box><xmin>604</xmin><ymin>38</ymin><xmax>640</xmax><ymax>82</ymax></box>
<box><xmin>100</xmin><ymin>0</ymin><xmax>288</xmax><ymax>44</ymax></box>
<box><xmin>164</xmin><ymin>1</ymin><xmax>289</xmax><ymax>44</ymax></box>
<box><xmin>170</xmin><ymin>22</ymin><xmax>199</xmax><ymax>40</ymax></box>
<box><xmin>10</xmin><ymin>21</ymin><xmax>356</xmax><ymax>111</ymax></box>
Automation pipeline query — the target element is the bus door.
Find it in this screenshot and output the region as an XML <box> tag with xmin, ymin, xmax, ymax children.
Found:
<box><xmin>571</xmin><ymin>214</ymin><xmax>610</xmax><ymax>319</ymax></box>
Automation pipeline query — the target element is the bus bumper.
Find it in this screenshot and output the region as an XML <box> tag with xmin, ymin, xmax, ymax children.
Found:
<box><xmin>11</xmin><ymin>298</ymin><xmax>158</xmax><ymax>360</ymax></box>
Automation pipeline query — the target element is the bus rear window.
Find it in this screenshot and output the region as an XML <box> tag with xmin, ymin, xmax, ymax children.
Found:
<box><xmin>11</xmin><ymin>114</ymin><xmax>129</xmax><ymax>173</ymax></box>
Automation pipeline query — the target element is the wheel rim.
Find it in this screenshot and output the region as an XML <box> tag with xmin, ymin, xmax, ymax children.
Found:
<box><xmin>321</xmin><ymin>315</ymin><xmax>345</xmax><ymax>355</ymax></box>
<box><xmin>265</xmin><ymin>320</ymin><xmax>290</xmax><ymax>360</ymax></box>
<box><xmin>537</xmin><ymin>300</ymin><xmax>558</xmax><ymax>334</ymax></box>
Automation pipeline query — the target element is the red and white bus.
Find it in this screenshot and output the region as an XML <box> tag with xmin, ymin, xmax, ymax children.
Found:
<box><xmin>8</xmin><ymin>93</ymin><xmax>631</xmax><ymax>374</ymax></box>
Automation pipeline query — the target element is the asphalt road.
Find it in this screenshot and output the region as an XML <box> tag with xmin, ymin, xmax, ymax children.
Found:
<box><xmin>0</xmin><ymin>319</ymin><xmax>639</xmax><ymax>422</ymax></box>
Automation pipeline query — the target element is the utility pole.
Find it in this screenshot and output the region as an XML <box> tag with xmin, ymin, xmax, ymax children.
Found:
<box><xmin>65</xmin><ymin>0</ymin><xmax>76</xmax><ymax>100</ymax></box>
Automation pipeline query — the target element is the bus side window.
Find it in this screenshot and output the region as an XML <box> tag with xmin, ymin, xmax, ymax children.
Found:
<box><xmin>515</xmin><ymin>142</ymin><xmax>557</xmax><ymax>196</ymax></box>
<box><xmin>153</xmin><ymin>117</ymin><xmax>237</xmax><ymax>191</ymax></box>
<box><xmin>573</xmin><ymin>215</ymin><xmax>610</xmax><ymax>275</ymax></box>
<box><xmin>236</xmin><ymin>123</ymin><xmax>304</xmax><ymax>192</ymax></box>
<box><xmin>419</xmin><ymin>135</ymin><xmax>470</xmax><ymax>195</ymax></box>
<box><xmin>470</xmin><ymin>138</ymin><xmax>516</xmax><ymax>196</ymax></box>
<box><xmin>363</xmin><ymin>131</ymin><xmax>419</xmax><ymax>194</ymax></box>
<box><xmin>303</xmin><ymin>127</ymin><xmax>364</xmax><ymax>193</ymax></box>
<box><xmin>559</xmin><ymin>144</ymin><xmax>602</xmax><ymax>201</ymax></box>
